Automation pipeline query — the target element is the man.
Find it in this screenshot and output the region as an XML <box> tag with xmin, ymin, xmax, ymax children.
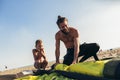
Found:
<box><xmin>55</xmin><ymin>15</ymin><xmax>100</xmax><ymax>65</ymax></box>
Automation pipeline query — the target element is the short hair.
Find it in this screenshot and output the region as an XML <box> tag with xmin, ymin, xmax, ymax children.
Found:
<box><xmin>35</xmin><ymin>39</ymin><xmax>42</xmax><ymax>47</ymax></box>
<box><xmin>56</xmin><ymin>15</ymin><xmax>68</xmax><ymax>26</ymax></box>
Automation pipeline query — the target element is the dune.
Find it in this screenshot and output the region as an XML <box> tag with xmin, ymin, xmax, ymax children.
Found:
<box><xmin>0</xmin><ymin>47</ymin><xmax>120</xmax><ymax>80</ymax></box>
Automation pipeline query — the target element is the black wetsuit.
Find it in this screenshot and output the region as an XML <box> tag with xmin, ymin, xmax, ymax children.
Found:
<box><xmin>63</xmin><ymin>43</ymin><xmax>100</xmax><ymax>65</ymax></box>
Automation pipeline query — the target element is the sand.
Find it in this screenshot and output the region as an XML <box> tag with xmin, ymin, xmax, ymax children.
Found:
<box><xmin>0</xmin><ymin>47</ymin><xmax>120</xmax><ymax>80</ymax></box>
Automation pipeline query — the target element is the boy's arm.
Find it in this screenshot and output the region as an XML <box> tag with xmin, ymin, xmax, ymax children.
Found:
<box><xmin>41</xmin><ymin>49</ymin><xmax>47</xmax><ymax>60</ymax></box>
<box><xmin>32</xmin><ymin>49</ymin><xmax>38</xmax><ymax>61</ymax></box>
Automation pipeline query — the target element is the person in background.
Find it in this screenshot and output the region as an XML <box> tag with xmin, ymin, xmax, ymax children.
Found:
<box><xmin>55</xmin><ymin>15</ymin><xmax>100</xmax><ymax>65</ymax></box>
<box><xmin>32</xmin><ymin>39</ymin><xmax>48</xmax><ymax>70</ymax></box>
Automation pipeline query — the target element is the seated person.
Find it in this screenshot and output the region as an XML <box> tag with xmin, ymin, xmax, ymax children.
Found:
<box><xmin>32</xmin><ymin>39</ymin><xmax>48</xmax><ymax>70</ymax></box>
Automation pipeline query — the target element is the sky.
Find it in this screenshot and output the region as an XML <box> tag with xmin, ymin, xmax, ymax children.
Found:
<box><xmin>0</xmin><ymin>0</ymin><xmax>120</xmax><ymax>71</ymax></box>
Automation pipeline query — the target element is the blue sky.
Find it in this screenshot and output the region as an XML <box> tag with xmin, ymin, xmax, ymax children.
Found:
<box><xmin>0</xmin><ymin>0</ymin><xmax>120</xmax><ymax>71</ymax></box>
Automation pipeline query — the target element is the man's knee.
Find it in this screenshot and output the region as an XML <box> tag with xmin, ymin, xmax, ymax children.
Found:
<box><xmin>93</xmin><ymin>43</ymin><xmax>100</xmax><ymax>51</ymax></box>
<box><xmin>93</xmin><ymin>43</ymin><xmax>100</xmax><ymax>60</ymax></box>
<box><xmin>63</xmin><ymin>59</ymin><xmax>70</xmax><ymax>65</ymax></box>
<box><xmin>63</xmin><ymin>58</ymin><xmax>73</xmax><ymax>65</ymax></box>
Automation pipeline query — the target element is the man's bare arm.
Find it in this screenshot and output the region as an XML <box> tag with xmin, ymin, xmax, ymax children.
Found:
<box><xmin>55</xmin><ymin>33</ymin><xmax>60</xmax><ymax>63</ymax></box>
<box><xmin>72</xmin><ymin>30</ymin><xmax>80</xmax><ymax>64</ymax></box>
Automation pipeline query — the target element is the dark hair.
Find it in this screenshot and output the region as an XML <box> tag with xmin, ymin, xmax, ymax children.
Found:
<box><xmin>56</xmin><ymin>15</ymin><xmax>68</xmax><ymax>26</ymax></box>
<box><xmin>35</xmin><ymin>39</ymin><xmax>42</xmax><ymax>47</ymax></box>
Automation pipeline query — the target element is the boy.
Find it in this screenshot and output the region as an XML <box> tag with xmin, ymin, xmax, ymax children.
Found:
<box><xmin>32</xmin><ymin>39</ymin><xmax>48</xmax><ymax>70</ymax></box>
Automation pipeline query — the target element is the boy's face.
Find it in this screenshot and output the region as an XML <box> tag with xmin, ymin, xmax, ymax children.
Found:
<box><xmin>36</xmin><ymin>43</ymin><xmax>43</xmax><ymax>50</ymax></box>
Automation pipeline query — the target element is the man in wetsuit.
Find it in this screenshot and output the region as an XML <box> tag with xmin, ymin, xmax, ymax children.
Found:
<box><xmin>55</xmin><ymin>15</ymin><xmax>100</xmax><ymax>65</ymax></box>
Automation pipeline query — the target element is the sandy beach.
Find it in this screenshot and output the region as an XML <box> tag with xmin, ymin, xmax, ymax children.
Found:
<box><xmin>0</xmin><ymin>47</ymin><xmax>120</xmax><ymax>80</ymax></box>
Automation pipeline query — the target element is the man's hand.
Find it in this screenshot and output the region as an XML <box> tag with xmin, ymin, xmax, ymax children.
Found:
<box><xmin>55</xmin><ymin>61</ymin><xmax>60</xmax><ymax>65</ymax></box>
<box><xmin>71</xmin><ymin>60</ymin><xmax>77</xmax><ymax>65</ymax></box>
<box><xmin>51</xmin><ymin>61</ymin><xmax>60</xmax><ymax>69</ymax></box>
<box><xmin>55</xmin><ymin>61</ymin><xmax>60</xmax><ymax>67</ymax></box>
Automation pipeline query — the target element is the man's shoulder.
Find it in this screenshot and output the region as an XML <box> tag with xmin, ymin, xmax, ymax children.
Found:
<box><xmin>69</xmin><ymin>27</ymin><xmax>79</xmax><ymax>34</ymax></box>
<box><xmin>55</xmin><ymin>31</ymin><xmax>61</xmax><ymax>36</ymax></box>
<box><xmin>69</xmin><ymin>27</ymin><xmax>78</xmax><ymax>31</ymax></box>
<box><xmin>69</xmin><ymin>27</ymin><xmax>80</xmax><ymax>37</ymax></box>
<box><xmin>55</xmin><ymin>31</ymin><xmax>61</xmax><ymax>40</ymax></box>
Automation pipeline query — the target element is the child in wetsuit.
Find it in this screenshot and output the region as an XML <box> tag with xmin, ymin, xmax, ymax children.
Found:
<box><xmin>32</xmin><ymin>39</ymin><xmax>48</xmax><ymax>70</ymax></box>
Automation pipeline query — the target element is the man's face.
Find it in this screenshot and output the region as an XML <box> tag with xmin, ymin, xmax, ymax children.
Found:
<box><xmin>59</xmin><ymin>20</ymin><xmax>69</xmax><ymax>35</ymax></box>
